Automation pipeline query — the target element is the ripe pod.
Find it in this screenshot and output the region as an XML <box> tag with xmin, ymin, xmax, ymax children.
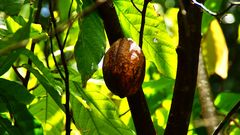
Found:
<box><xmin>102</xmin><ymin>38</ymin><xmax>145</xmax><ymax>98</ymax></box>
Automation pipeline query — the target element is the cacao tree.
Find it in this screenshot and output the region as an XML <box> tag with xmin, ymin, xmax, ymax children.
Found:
<box><xmin>0</xmin><ymin>0</ymin><xmax>239</xmax><ymax>135</ymax></box>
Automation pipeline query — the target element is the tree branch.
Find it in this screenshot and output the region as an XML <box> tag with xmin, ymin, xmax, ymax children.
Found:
<box><xmin>164</xmin><ymin>0</ymin><xmax>203</xmax><ymax>134</ymax></box>
<box><xmin>197</xmin><ymin>50</ymin><xmax>219</xmax><ymax>134</ymax></box>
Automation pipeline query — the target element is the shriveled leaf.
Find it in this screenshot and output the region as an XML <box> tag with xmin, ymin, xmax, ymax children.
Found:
<box><xmin>114</xmin><ymin>0</ymin><xmax>177</xmax><ymax>79</ymax></box>
<box><xmin>0</xmin><ymin>78</ymin><xmax>34</xmax><ymax>105</ymax></box>
<box><xmin>70</xmin><ymin>81</ymin><xmax>135</xmax><ymax>135</ymax></box>
<box><xmin>201</xmin><ymin>19</ymin><xmax>228</xmax><ymax>79</ymax></box>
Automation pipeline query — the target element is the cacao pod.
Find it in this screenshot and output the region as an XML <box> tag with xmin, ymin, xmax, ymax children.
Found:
<box><xmin>102</xmin><ymin>38</ymin><xmax>145</xmax><ymax>98</ymax></box>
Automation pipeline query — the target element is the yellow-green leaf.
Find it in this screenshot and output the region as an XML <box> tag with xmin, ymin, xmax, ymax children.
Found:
<box><xmin>201</xmin><ymin>19</ymin><xmax>228</xmax><ymax>79</ymax></box>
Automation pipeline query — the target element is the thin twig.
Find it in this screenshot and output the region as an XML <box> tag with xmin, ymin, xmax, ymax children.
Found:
<box><xmin>130</xmin><ymin>0</ymin><xmax>142</xmax><ymax>13</ymax></box>
<box><xmin>139</xmin><ymin>0</ymin><xmax>151</xmax><ymax>48</ymax></box>
<box><xmin>49</xmin><ymin>26</ymin><xmax>65</xmax><ymax>80</ymax></box>
<box><xmin>62</xmin><ymin>0</ymin><xmax>74</xmax><ymax>48</ymax></box>
<box><xmin>192</xmin><ymin>0</ymin><xmax>217</xmax><ymax>16</ymax></box>
<box><xmin>119</xmin><ymin>109</ymin><xmax>130</xmax><ymax>118</ymax></box>
<box><xmin>48</xmin><ymin>0</ymin><xmax>71</xmax><ymax>134</ymax></box>
<box><xmin>192</xmin><ymin>0</ymin><xmax>240</xmax><ymax>19</ymax></box>
<box><xmin>12</xmin><ymin>65</ymin><xmax>25</xmax><ymax>83</ymax></box>
<box><xmin>213</xmin><ymin>101</ymin><xmax>240</xmax><ymax>135</ymax></box>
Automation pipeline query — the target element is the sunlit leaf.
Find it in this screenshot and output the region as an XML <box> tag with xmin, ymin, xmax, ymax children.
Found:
<box><xmin>70</xmin><ymin>81</ymin><xmax>135</xmax><ymax>135</ymax></box>
<box><xmin>164</xmin><ymin>8</ymin><xmax>179</xmax><ymax>46</ymax></box>
<box><xmin>29</xmin><ymin>85</ymin><xmax>65</xmax><ymax>135</ymax></box>
<box><xmin>214</xmin><ymin>92</ymin><xmax>240</xmax><ymax>114</ymax></box>
<box><xmin>5</xmin><ymin>16</ymin><xmax>22</xmax><ymax>33</ymax></box>
<box><xmin>152</xmin><ymin>107</ymin><xmax>168</xmax><ymax>134</ymax></box>
<box><xmin>143</xmin><ymin>78</ymin><xmax>174</xmax><ymax>113</ymax></box>
<box><xmin>74</xmin><ymin>0</ymin><xmax>106</xmax><ymax>86</ymax></box>
<box><xmin>231</xmin><ymin>128</ymin><xmax>240</xmax><ymax>135</ymax></box>
<box><xmin>0</xmin><ymin>9</ymin><xmax>33</xmax><ymax>54</ymax></box>
<box><xmin>23</xmin><ymin>64</ymin><xmax>64</xmax><ymax>111</ymax></box>
<box><xmin>201</xmin><ymin>19</ymin><xmax>228</xmax><ymax>79</ymax></box>
<box><xmin>114</xmin><ymin>0</ymin><xmax>177</xmax><ymax>79</ymax></box>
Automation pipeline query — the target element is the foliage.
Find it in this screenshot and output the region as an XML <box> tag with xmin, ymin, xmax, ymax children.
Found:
<box><xmin>0</xmin><ymin>0</ymin><xmax>239</xmax><ymax>135</ymax></box>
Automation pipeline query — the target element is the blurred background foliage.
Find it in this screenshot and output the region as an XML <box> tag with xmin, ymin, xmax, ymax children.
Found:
<box><xmin>0</xmin><ymin>0</ymin><xmax>239</xmax><ymax>135</ymax></box>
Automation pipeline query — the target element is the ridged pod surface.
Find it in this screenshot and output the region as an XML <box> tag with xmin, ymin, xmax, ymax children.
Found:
<box><xmin>103</xmin><ymin>38</ymin><xmax>145</xmax><ymax>98</ymax></box>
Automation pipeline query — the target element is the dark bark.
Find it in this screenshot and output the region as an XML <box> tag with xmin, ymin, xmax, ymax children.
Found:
<box><xmin>97</xmin><ymin>1</ymin><xmax>155</xmax><ymax>134</ymax></box>
<box><xmin>97</xmin><ymin>1</ymin><xmax>124</xmax><ymax>44</ymax></box>
<box><xmin>164</xmin><ymin>0</ymin><xmax>203</xmax><ymax>135</ymax></box>
<box><xmin>127</xmin><ymin>88</ymin><xmax>156</xmax><ymax>135</ymax></box>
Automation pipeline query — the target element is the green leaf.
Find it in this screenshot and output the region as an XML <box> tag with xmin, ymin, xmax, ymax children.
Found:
<box><xmin>23</xmin><ymin>64</ymin><xmax>64</xmax><ymax>111</ymax></box>
<box><xmin>0</xmin><ymin>78</ymin><xmax>34</xmax><ymax>105</ymax></box>
<box><xmin>201</xmin><ymin>0</ymin><xmax>224</xmax><ymax>34</ymax></box>
<box><xmin>0</xmin><ymin>0</ymin><xmax>24</xmax><ymax>16</ymax></box>
<box><xmin>58</xmin><ymin>0</ymin><xmax>71</xmax><ymax>21</ymax></box>
<box><xmin>0</xmin><ymin>50</ymin><xmax>20</xmax><ymax>75</ymax></box>
<box><xmin>214</xmin><ymin>92</ymin><xmax>240</xmax><ymax>114</ymax></box>
<box><xmin>0</xmin><ymin>115</ymin><xmax>21</xmax><ymax>135</ymax></box>
<box><xmin>1</xmin><ymin>48</ymin><xmax>64</xmax><ymax>111</ymax></box>
<box><xmin>70</xmin><ymin>81</ymin><xmax>135</xmax><ymax>135</ymax></box>
<box><xmin>0</xmin><ymin>98</ymin><xmax>7</xmax><ymax>112</ymax></box>
<box><xmin>29</xmin><ymin>85</ymin><xmax>65</xmax><ymax>135</ymax></box>
<box><xmin>74</xmin><ymin>0</ymin><xmax>106</xmax><ymax>86</ymax></box>
<box><xmin>19</xmin><ymin>49</ymin><xmax>60</xmax><ymax>86</ymax></box>
<box><xmin>0</xmin><ymin>10</ymin><xmax>33</xmax><ymax>54</ymax></box>
<box><xmin>114</xmin><ymin>0</ymin><xmax>177</xmax><ymax>79</ymax></box>
<box><xmin>143</xmin><ymin>77</ymin><xmax>175</xmax><ymax>113</ymax></box>
<box><xmin>2</xmin><ymin>99</ymin><xmax>43</xmax><ymax>135</ymax></box>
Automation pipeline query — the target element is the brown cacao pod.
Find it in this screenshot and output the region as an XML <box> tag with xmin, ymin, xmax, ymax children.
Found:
<box><xmin>102</xmin><ymin>38</ymin><xmax>145</xmax><ymax>98</ymax></box>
